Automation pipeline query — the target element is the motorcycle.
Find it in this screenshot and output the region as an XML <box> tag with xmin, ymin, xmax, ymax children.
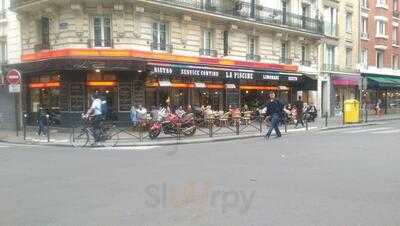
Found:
<box><xmin>149</xmin><ymin>113</ymin><xmax>197</xmax><ymax>139</ymax></box>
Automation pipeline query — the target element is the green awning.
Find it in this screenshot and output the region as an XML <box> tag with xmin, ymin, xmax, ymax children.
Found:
<box><xmin>367</xmin><ymin>76</ymin><xmax>400</xmax><ymax>88</ymax></box>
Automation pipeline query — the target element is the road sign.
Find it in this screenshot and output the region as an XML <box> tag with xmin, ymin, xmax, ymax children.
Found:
<box><xmin>6</xmin><ymin>69</ymin><xmax>21</xmax><ymax>85</ymax></box>
<box><xmin>9</xmin><ymin>84</ymin><xmax>21</xmax><ymax>93</ymax></box>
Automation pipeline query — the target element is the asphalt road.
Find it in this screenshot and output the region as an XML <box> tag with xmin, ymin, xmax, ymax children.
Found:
<box><xmin>1</xmin><ymin>121</ymin><xmax>400</xmax><ymax>226</ymax></box>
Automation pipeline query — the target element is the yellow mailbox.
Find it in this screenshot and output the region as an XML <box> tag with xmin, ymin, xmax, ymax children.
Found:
<box><xmin>344</xmin><ymin>99</ymin><xmax>360</xmax><ymax>124</ymax></box>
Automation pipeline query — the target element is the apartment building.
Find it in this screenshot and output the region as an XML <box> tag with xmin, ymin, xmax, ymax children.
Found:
<box><xmin>0</xmin><ymin>0</ymin><xmax>21</xmax><ymax>129</ymax></box>
<box><xmin>7</xmin><ymin>0</ymin><xmax>324</xmax><ymax>125</ymax></box>
<box><xmin>360</xmin><ymin>0</ymin><xmax>400</xmax><ymax>115</ymax></box>
<box><xmin>319</xmin><ymin>0</ymin><xmax>361</xmax><ymax>116</ymax></box>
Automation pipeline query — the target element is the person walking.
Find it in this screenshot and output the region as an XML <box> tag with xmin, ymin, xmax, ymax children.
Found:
<box><xmin>294</xmin><ymin>96</ymin><xmax>304</xmax><ymax>127</ymax></box>
<box><xmin>265</xmin><ymin>92</ymin><xmax>284</xmax><ymax>139</ymax></box>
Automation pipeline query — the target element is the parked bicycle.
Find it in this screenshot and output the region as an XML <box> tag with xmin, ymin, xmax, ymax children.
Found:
<box><xmin>70</xmin><ymin>114</ymin><xmax>119</xmax><ymax>148</ymax></box>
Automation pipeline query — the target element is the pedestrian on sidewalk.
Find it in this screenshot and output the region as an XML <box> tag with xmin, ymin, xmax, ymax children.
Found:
<box><xmin>294</xmin><ymin>96</ymin><xmax>304</xmax><ymax>127</ymax></box>
<box><xmin>265</xmin><ymin>92</ymin><xmax>284</xmax><ymax>139</ymax></box>
<box><xmin>37</xmin><ymin>107</ymin><xmax>48</xmax><ymax>136</ymax></box>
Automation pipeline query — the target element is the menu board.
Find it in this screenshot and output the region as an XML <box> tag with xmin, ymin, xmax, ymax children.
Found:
<box><xmin>59</xmin><ymin>83</ymin><xmax>69</xmax><ymax>111</ymax></box>
<box><xmin>133</xmin><ymin>81</ymin><xmax>145</xmax><ymax>106</ymax></box>
<box><xmin>119</xmin><ymin>83</ymin><xmax>132</xmax><ymax>111</ymax></box>
<box><xmin>70</xmin><ymin>83</ymin><xmax>84</xmax><ymax>112</ymax></box>
<box><xmin>226</xmin><ymin>88</ymin><xmax>240</xmax><ymax>108</ymax></box>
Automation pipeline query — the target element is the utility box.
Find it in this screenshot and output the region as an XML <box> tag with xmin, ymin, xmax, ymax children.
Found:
<box><xmin>344</xmin><ymin>99</ymin><xmax>360</xmax><ymax>124</ymax></box>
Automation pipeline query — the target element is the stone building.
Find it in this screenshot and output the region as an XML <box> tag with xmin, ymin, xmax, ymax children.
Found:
<box><xmin>7</xmin><ymin>0</ymin><xmax>324</xmax><ymax>125</ymax></box>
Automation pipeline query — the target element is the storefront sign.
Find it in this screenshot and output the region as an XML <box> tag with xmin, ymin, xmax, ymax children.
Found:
<box><xmin>149</xmin><ymin>63</ymin><xmax>301</xmax><ymax>82</ymax></box>
<box><xmin>9</xmin><ymin>84</ymin><xmax>21</xmax><ymax>93</ymax></box>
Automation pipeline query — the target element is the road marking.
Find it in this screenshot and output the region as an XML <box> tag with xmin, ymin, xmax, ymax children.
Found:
<box><xmin>341</xmin><ymin>127</ymin><xmax>392</xmax><ymax>134</ymax></box>
<box><xmin>372</xmin><ymin>129</ymin><xmax>400</xmax><ymax>134</ymax></box>
<box><xmin>94</xmin><ymin>146</ymin><xmax>160</xmax><ymax>151</ymax></box>
<box><xmin>0</xmin><ymin>145</ymin><xmax>10</xmax><ymax>148</ymax></box>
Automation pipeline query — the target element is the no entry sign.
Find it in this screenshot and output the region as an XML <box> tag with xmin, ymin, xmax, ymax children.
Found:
<box><xmin>6</xmin><ymin>69</ymin><xmax>21</xmax><ymax>85</ymax></box>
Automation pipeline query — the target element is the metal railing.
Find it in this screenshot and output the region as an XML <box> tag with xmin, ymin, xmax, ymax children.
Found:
<box><xmin>199</xmin><ymin>48</ymin><xmax>218</xmax><ymax>57</ymax></box>
<box><xmin>152</xmin><ymin>0</ymin><xmax>324</xmax><ymax>35</ymax></box>
<box><xmin>393</xmin><ymin>40</ymin><xmax>399</xmax><ymax>46</ymax></box>
<box><xmin>87</xmin><ymin>39</ymin><xmax>114</xmax><ymax>48</ymax></box>
<box><xmin>361</xmin><ymin>33</ymin><xmax>369</xmax><ymax>39</ymax></box>
<box><xmin>394</xmin><ymin>10</ymin><xmax>400</xmax><ymax>18</ymax></box>
<box><xmin>246</xmin><ymin>54</ymin><xmax>261</xmax><ymax>61</ymax></box>
<box><xmin>323</xmin><ymin>64</ymin><xmax>340</xmax><ymax>72</ymax></box>
<box><xmin>300</xmin><ymin>60</ymin><xmax>311</xmax><ymax>66</ymax></box>
<box><xmin>279</xmin><ymin>57</ymin><xmax>293</xmax><ymax>64</ymax></box>
<box><xmin>150</xmin><ymin>42</ymin><xmax>173</xmax><ymax>52</ymax></box>
<box><xmin>34</xmin><ymin>43</ymin><xmax>51</xmax><ymax>52</ymax></box>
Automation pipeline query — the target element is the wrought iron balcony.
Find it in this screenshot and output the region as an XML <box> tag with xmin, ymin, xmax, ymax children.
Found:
<box><xmin>323</xmin><ymin>64</ymin><xmax>340</xmax><ymax>72</ymax></box>
<box><xmin>150</xmin><ymin>42</ymin><xmax>173</xmax><ymax>52</ymax></box>
<box><xmin>279</xmin><ymin>57</ymin><xmax>293</xmax><ymax>64</ymax></box>
<box><xmin>246</xmin><ymin>54</ymin><xmax>261</xmax><ymax>61</ymax></box>
<box><xmin>361</xmin><ymin>33</ymin><xmax>369</xmax><ymax>39</ymax></box>
<box><xmin>199</xmin><ymin>48</ymin><xmax>218</xmax><ymax>57</ymax></box>
<box><xmin>152</xmin><ymin>0</ymin><xmax>324</xmax><ymax>35</ymax></box>
<box><xmin>34</xmin><ymin>43</ymin><xmax>50</xmax><ymax>52</ymax></box>
<box><xmin>88</xmin><ymin>39</ymin><xmax>114</xmax><ymax>48</ymax></box>
<box><xmin>300</xmin><ymin>60</ymin><xmax>311</xmax><ymax>66</ymax></box>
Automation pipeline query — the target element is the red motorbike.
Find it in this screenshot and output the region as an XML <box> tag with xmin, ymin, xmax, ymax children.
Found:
<box><xmin>149</xmin><ymin>113</ymin><xmax>196</xmax><ymax>139</ymax></box>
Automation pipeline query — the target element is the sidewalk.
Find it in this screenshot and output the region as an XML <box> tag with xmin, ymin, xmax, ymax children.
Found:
<box><xmin>1</xmin><ymin>114</ymin><xmax>399</xmax><ymax>147</ymax></box>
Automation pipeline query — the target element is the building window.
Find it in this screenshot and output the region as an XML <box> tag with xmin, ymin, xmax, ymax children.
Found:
<box><xmin>93</xmin><ymin>16</ymin><xmax>111</xmax><ymax>47</ymax></box>
<box><xmin>395</xmin><ymin>0</ymin><xmax>399</xmax><ymax>11</ymax></box>
<box><xmin>361</xmin><ymin>49</ymin><xmax>368</xmax><ymax>68</ymax></box>
<box><xmin>376</xmin><ymin>50</ymin><xmax>384</xmax><ymax>68</ymax></box>
<box><xmin>393</xmin><ymin>26</ymin><xmax>398</xmax><ymax>45</ymax></box>
<box><xmin>362</xmin><ymin>0</ymin><xmax>369</xmax><ymax>8</ymax></box>
<box><xmin>361</xmin><ymin>17</ymin><xmax>368</xmax><ymax>38</ymax></box>
<box><xmin>203</xmin><ymin>30</ymin><xmax>212</xmax><ymax>50</ymax></box>
<box><xmin>152</xmin><ymin>22</ymin><xmax>168</xmax><ymax>50</ymax></box>
<box><xmin>392</xmin><ymin>55</ymin><xmax>399</xmax><ymax>69</ymax></box>
<box><xmin>324</xmin><ymin>7</ymin><xmax>337</xmax><ymax>36</ymax></box>
<box><xmin>0</xmin><ymin>0</ymin><xmax>6</xmax><ymax>20</ymax></box>
<box><xmin>346</xmin><ymin>48</ymin><xmax>352</xmax><ymax>67</ymax></box>
<box><xmin>325</xmin><ymin>45</ymin><xmax>335</xmax><ymax>70</ymax></box>
<box><xmin>248</xmin><ymin>36</ymin><xmax>257</xmax><ymax>56</ymax></box>
<box><xmin>281</xmin><ymin>41</ymin><xmax>290</xmax><ymax>63</ymax></box>
<box><xmin>39</xmin><ymin>17</ymin><xmax>50</xmax><ymax>50</ymax></box>
<box><xmin>376</xmin><ymin>20</ymin><xmax>386</xmax><ymax>37</ymax></box>
<box><xmin>223</xmin><ymin>31</ymin><xmax>229</xmax><ymax>56</ymax></box>
<box><xmin>301</xmin><ymin>45</ymin><xmax>309</xmax><ymax>65</ymax></box>
<box><xmin>345</xmin><ymin>12</ymin><xmax>352</xmax><ymax>33</ymax></box>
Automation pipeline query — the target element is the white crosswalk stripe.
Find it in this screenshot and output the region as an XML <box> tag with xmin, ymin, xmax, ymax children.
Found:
<box><xmin>372</xmin><ymin>129</ymin><xmax>400</xmax><ymax>134</ymax></box>
<box><xmin>341</xmin><ymin>127</ymin><xmax>392</xmax><ymax>134</ymax></box>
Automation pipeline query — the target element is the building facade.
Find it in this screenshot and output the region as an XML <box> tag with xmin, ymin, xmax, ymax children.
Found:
<box><xmin>319</xmin><ymin>0</ymin><xmax>361</xmax><ymax>117</ymax></box>
<box><xmin>8</xmin><ymin>0</ymin><xmax>324</xmax><ymax>125</ymax></box>
<box><xmin>360</xmin><ymin>0</ymin><xmax>400</xmax><ymax>115</ymax></box>
<box><xmin>0</xmin><ymin>0</ymin><xmax>22</xmax><ymax>129</ymax></box>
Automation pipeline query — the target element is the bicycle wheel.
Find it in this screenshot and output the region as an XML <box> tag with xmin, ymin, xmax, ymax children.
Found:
<box><xmin>101</xmin><ymin>126</ymin><xmax>119</xmax><ymax>147</ymax></box>
<box><xmin>70</xmin><ymin>128</ymin><xmax>89</xmax><ymax>148</ymax></box>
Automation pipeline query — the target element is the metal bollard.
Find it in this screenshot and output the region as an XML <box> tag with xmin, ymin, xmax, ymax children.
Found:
<box><xmin>284</xmin><ymin>122</ymin><xmax>287</xmax><ymax>133</ymax></box>
<box><xmin>177</xmin><ymin>123</ymin><xmax>181</xmax><ymax>141</ymax></box>
<box><xmin>23</xmin><ymin>113</ymin><xmax>27</xmax><ymax>140</ymax></box>
<box><xmin>325</xmin><ymin>112</ymin><xmax>328</xmax><ymax>127</ymax></box>
<box><xmin>46</xmin><ymin>114</ymin><xmax>50</xmax><ymax>142</ymax></box>
<box><xmin>209</xmin><ymin>120</ymin><xmax>213</xmax><ymax>138</ymax></box>
<box><xmin>365</xmin><ymin>107</ymin><xmax>368</xmax><ymax>123</ymax></box>
<box><xmin>306</xmin><ymin>120</ymin><xmax>309</xmax><ymax>131</ymax></box>
<box><xmin>235</xmin><ymin>119</ymin><xmax>240</xmax><ymax>135</ymax></box>
<box><xmin>259</xmin><ymin>116</ymin><xmax>263</xmax><ymax>133</ymax></box>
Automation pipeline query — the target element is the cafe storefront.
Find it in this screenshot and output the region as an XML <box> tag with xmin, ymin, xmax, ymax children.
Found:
<box><xmin>145</xmin><ymin>62</ymin><xmax>303</xmax><ymax>111</ymax></box>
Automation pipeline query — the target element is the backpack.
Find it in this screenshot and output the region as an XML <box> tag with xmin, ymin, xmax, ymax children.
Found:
<box><xmin>100</xmin><ymin>100</ymin><xmax>108</xmax><ymax>115</ymax></box>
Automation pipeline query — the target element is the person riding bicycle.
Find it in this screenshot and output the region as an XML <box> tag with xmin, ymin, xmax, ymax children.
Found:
<box><xmin>84</xmin><ymin>93</ymin><xmax>104</xmax><ymax>142</ymax></box>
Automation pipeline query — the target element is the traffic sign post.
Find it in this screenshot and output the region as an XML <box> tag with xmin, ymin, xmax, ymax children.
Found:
<box><xmin>6</xmin><ymin>69</ymin><xmax>22</xmax><ymax>136</ymax></box>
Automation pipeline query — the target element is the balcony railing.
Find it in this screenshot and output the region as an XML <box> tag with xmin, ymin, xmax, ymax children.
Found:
<box><xmin>150</xmin><ymin>42</ymin><xmax>173</xmax><ymax>52</ymax></box>
<box><xmin>300</xmin><ymin>60</ymin><xmax>311</xmax><ymax>66</ymax></box>
<box><xmin>323</xmin><ymin>64</ymin><xmax>340</xmax><ymax>72</ymax></box>
<box><xmin>279</xmin><ymin>57</ymin><xmax>293</xmax><ymax>64</ymax></box>
<box><xmin>199</xmin><ymin>48</ymin><xmax>218</xmax><ymax>57</ymax></box>
<box><xmin>152</xmin><ymin>0</ymin><xmax>324</xmax><ymax>35</ymax></box>
<box><xmin>88</xmin><ymin>39</ymin><xmax>114</xmax><ymax>48</ymax></box>
<box><xmin>393</xmin><ymin>40</ymin><xmax>399</xmax><ymax>46</ymax></box>
<box><xmin>246</xmin><ymin>54</ymin><xmax>261</xmax><ymax>61</ymax></box>
<box><xmin>34</xmin><ymin>43</ymin><xmax>50</xmax><ymax>52</ymax></box>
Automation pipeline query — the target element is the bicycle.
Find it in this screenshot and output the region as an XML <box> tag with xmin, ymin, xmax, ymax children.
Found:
<box><xmin>70</xmin><ymin>114</ymin><xmax>119</xmax><ymax>148</ymax></box>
